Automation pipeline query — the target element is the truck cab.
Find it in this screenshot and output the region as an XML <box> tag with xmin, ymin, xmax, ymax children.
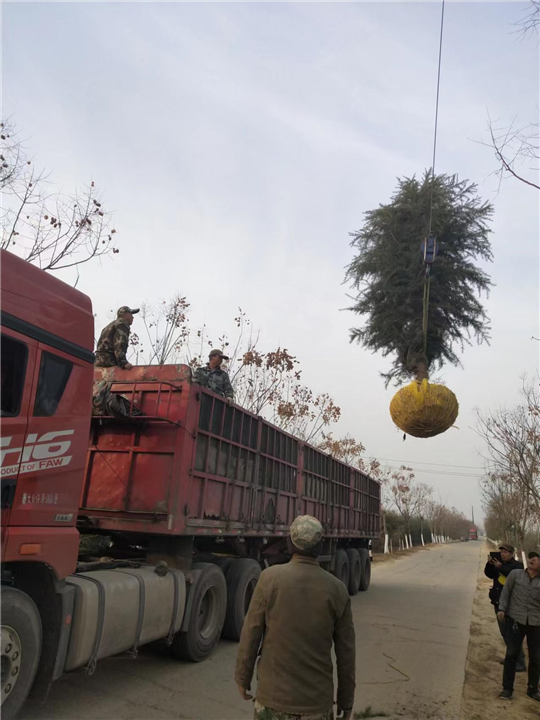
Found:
<box><xmin>1</xmin><ymin>249</ymin><xmax>95</xmax><ymax>718</ymax></box>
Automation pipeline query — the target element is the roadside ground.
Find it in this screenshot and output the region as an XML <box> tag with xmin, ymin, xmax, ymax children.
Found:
<box><xmin>372</xmin><ymin>542</ymin><xmax>438</xmax><ymax>565</ymax></box>
<box><xmin>459</xmin><ymin>542</ymin><xmax>537</xmax><ymax>720</ymax></box>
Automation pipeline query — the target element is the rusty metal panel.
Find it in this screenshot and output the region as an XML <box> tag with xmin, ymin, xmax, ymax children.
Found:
<box><xmin>82</xmin><ymin>365</ymin><xmax>381</xmax><ymax>540</ymax></box>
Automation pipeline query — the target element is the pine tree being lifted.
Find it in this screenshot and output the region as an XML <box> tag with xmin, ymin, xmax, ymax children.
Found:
<box><xmin>346</xmin><ymin>172</ymin><xmax>493</xmax><ymax>438</ymax></box>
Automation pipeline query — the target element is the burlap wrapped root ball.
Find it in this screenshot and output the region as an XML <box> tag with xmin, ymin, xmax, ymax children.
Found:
<box><xmin>389</xmin><ymin>378</ymin><xmax>459</xmax><ymax>439</ymax></box>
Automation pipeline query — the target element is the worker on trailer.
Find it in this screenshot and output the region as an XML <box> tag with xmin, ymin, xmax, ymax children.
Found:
<box><xmin>236</xmin><ymin>515</ymin><xmax>356</xmax><ymax>720</ymax></box>
<box><xmin>95</xmin><ymin>305</ymin><xmax>139</xmax><ymax>369</ymax></box>
<box><xmin>193</xmin><ymin>349</ymin><xmax>234</xmax><ymax>403</ymax></box>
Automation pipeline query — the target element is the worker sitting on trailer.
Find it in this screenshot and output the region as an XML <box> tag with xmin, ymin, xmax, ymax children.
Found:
<box><xmin>192</xmin><ymin>349</ymin><xmax>234</xmax><ymax>404</ymax></box>
<box><xmin>95</xmin><ymin>305</ymin><xmax>139</xmax><ymax>370</ymax></box>
<box><xmin>92</xmin><ymin>380</ymin><xmax>143</xmax><ymax>418</ymax></box>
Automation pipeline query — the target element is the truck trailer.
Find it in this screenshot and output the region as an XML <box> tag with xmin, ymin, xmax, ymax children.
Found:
<box><xmin>0</xmin><ymin>249</ymin><xmax>381</xmax><ymax>718</ymax></box>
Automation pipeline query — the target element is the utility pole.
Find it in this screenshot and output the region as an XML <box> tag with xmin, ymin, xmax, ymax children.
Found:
<box><xmin>471</xmin><ymin>506</ymin><xmax>475</xmax><ymax>526</ymax></box>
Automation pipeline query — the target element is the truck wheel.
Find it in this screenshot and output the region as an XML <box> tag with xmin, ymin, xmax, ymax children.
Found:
<box><xmin>194</xmin><ymin>554</ymin><xmax>234</xmax><ymax>577</ymax></box>
<box><xmin>358</xmin><ymin>548</ymin><xmax>371</xmax><ymax>591</ymax></box>
<box><xmin>222</xmin><ymin>559</ymin><xmax>261</xmax><ymax>641</ymax></box>
<box><xmin>1</xmin><ymin>587</ymin><xmax>42</xmax><ymax>720</ymax></box>
<box><xmin>214</xmin><ymin>557</ymin><xmax>234</xmax><ymax>578</ymax></box>
<box><xmin>171</xmin><ymin>563</ymin><xmax>226</xmax><ymax>662</ymax></box>
<box><xmin>333</xmin><ymin>549</ymin><xmax>349</xmax><ymax>588</ymax></box>
<box><xmin>346</xmin><ymin>549</ymin><xmax>362</xmax><ymax>595</ymax></box>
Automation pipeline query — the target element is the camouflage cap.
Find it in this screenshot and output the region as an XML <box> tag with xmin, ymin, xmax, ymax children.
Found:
<box><xmin>117</xmin><ymin>306</ymin><xmax>140</xmax><ymax>317</ymax></box>
<box><xmin>290</xmin><ymin>515</ymin><xmax>323</xmax><ymax>550</ymax></box>
<box><xmin>209</xmin><ymin>349</ymin><xmax>229</xmax><ymax>361</ymax></box>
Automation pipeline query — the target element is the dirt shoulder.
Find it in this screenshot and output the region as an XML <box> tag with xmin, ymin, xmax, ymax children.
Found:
<box><xmin>459</xmin><ymin>542</ymin><xmax>536</xmax><ymax>720</ymax></box>
<box><xmin>372</xmin><ymin>542</ymin><xmax>437</xmax><ymax>565</ymax></box>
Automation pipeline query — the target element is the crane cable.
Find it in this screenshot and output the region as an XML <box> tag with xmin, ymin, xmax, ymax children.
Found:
<box><xmin>422</xmin><ymin>0</ymin><xmax>446</xmax><ymax>357</ymax></box>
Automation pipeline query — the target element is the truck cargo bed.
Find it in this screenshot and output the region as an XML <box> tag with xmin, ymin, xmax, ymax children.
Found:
<box><xmin>82</xmin><ymin>365</ymin><xmax>380</xmax><ymax>540</ymax></box>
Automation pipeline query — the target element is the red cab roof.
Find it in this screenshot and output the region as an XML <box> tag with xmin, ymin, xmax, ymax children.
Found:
<box><xmin>1</xmin><ymin>249</ymin><xmax>94</xmax><ymax>353</ymax></box>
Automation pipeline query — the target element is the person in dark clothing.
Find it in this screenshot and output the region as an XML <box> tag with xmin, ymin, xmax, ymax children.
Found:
<box><xmin>484</xmin><ymin>543</ymin><xmax>525</xmax><ymax>672</ymax></box>
<box><xmin>498</xmin><ymin>551</ymin><xmax>540</xmax><ymax>701</ymax></box>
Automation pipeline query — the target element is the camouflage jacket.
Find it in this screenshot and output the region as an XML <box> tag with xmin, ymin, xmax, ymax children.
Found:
<box><xmin>95</xmin><ymin>319</ymin><xmax>130</xmax><ymax>368</ymax></box>
<box><xmin>192</xmin><ymin>364</ymin><xmax>234</xmax><ymax>398</ymax></box>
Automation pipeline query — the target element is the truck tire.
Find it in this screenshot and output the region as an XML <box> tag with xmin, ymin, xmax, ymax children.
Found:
<box><xmin>1</xmin><ymin>587</ymin><xmax>42</xmax><ymax>720</ymax></box>
<box><xmin>346</xmin><ymin>549</ymin><xmax>362</xmax><ymax>595</ymax></box>
<box><xmin>214</xmin><ymin>557</ymin><xmax>234</xmax><ymax>578</ymax></box>
<box><xmin>358</xmin><ymin>548</ymin><xmax>371</xmax><ymax>591</ymax></box>
<box><xmin>171</xmin><ymin>563</ymin><xmax>226</xmax><ymax>662</ymax></box>
<box><xmin>222</xmin><ymin>559</ymin><xmax>261</xmax><ymax>641</ymax></box>
<box><xmin>333</xmin><ymin>549</ymin><xmax>349</xmax><ymax>588</ymax></box>
<box><xmin>194</xmin><ymin>554</ymin><xmax>234</xmax><ymax>577</ymax></box>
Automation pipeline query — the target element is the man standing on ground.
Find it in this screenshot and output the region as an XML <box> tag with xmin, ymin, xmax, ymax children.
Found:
<box><xmin>95</xmin><ymin>306</ymin><xmax>139</xmax><ymax>369</ymax></box>
<box><xmin>192</xmin><ymin>349</ymin><xmax>234</xmax><ymax>403</ymax></box>
<box><xmin>484</xmin><ymin>544</ymin><xmax>525</xmax><ymax>671</ymax></box>
<box><xmin>498</xmin><ymin>551</ymin><xmax>540</xmax><ymax>702</ymax></box>
<box><xmin>235</xmin><ymin>515</ymin><xmax>356</xmax><ymax>720</ymax></box>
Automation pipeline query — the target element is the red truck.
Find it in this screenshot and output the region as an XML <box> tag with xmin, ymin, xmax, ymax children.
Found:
<box><xmin>0</xmin><ymin>249</ymin><xmax>380</xmax><ymax>718</ymax></box>
<box><xmin>469</xmin><ymin>528</ymin><xmax>478</xmax><ymax>541</ymax></box>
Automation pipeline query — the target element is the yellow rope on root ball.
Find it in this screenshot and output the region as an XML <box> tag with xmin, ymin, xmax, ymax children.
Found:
<box><xmin>389</xmin><ymin>378</ymin><xmax>459</xmax><ymax>438</ymax></box>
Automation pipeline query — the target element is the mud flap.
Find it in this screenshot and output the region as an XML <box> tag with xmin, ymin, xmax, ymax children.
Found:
<box><xmin>179</xmin><ymin>568</ymin><xmax>204</xmax><ymax>633</ymax></box>
<box><xmin>52</xmin><ymin>584</ymin><xmax>75</xmax><ymax>680</ymax></box>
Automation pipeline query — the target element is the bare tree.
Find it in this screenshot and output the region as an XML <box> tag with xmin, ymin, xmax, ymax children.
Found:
<box><xmin>132</xmin><ymin>296</ymin><xmax>191</xmax><ymax>366</ymax></box>
<box><xmin>476</xmin><ymin>379</ymin><xmax>540</xmax><ymax>509</ymax></box>
<box><xmin>479</xmin><ymin>4</ymin><xmax>540</xmax><ymax>191</ymax></box>
<box><xmin>481</xmin><ymin>471</ymin><xmax>533</xmax><ymax>552</ymax></box>
<box><xmin>386</xmin><ymin>467</ymin><xmax>432</xmax><ymax>540</ymax></box>
<box><xmin>482</xmin><ymin>115</ymin><xmax>539</xmax><ymax>192</ymax></box>
<box><xmin>274</xmin><ymin>387</ymin><xmax>341</xmax><ymax>445</ymax></box>
<box><xmin>515</xmin><ymin>1</ymin><xmax>540</xmax><ymax>39</ymax></box>
<box><xmin>423</xmin><ymin>500</ymin><xmax>471</xmax><ymax>541</ymax></box>
<box><xmin>318</xmin><ymin>434</ymin><xmax>365</xmax><ymax>466</ymax></box>
<box><xmin>233</xmin><ymin>347</ymin><xmax>300</xmax><ymax>415</ymax></box>
<box><xmin>1</xmin><ymin>118</ymin><xmax>119</xmax><ymax>277</ymax></box>
<box><xmin>127</xmin><ymin>300</ymin><xmax>343</xmax><ymax>444</ymax></box>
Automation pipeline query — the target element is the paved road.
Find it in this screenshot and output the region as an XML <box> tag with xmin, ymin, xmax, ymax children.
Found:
<box><xmin>23</xmin><ymin>542</ymin><xmax>481</xmax><ymax>720</ymax></box>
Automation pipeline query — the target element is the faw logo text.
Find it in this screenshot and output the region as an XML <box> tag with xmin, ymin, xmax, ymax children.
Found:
<box><xmin>0</xmin><ymin>430</ymin><xmax>74</xmax><ymax>477</ymax></box>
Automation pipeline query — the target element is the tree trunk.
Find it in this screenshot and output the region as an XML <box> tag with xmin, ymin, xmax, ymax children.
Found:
<box><xmin>415</xmin><ymin>358</ymin><xmax>429</xmax><ymax>382</ymax></box>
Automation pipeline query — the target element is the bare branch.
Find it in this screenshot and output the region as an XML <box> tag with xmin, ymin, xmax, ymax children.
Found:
<box><xmin>1</xmin><ymin>118</ymin><xmax>120</xmax><ymax>276</ymax></box>
<box><xmin>514</xmin><ymin>1</ymin><xmax>540</xmax><ymax>40</ymax></box>
<box><xmin>480</xmin><ymin>114</ymin><xmax>540</xmax><ymax>192</ymax></box>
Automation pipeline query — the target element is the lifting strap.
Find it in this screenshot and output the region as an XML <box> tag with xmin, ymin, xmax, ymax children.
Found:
<box><xmin>74</xmin><ymin>574</ymin><xmax>106</xmax><ymax>676</ymax></box>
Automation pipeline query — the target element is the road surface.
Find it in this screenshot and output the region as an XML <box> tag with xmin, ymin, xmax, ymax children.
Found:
<box><xmin>22</xmin><ymin>542</ymin><xmax>481</xmax><ymax>720</ymax></box>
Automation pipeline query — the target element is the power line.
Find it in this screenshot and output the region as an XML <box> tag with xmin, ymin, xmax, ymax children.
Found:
<box><xmin>368</xmin><ymin>457</ymin><xmax>487</xmax><ymax>471</ymax></box>
<box><xmin>391</xmin><ymin>467</ymin><xmax>483</xmax><ymax>479</ymax></box>
<box><xmin>427</xmin><ymin>0</ymin><xmax>446</xmax><ymax>235</ymax></box>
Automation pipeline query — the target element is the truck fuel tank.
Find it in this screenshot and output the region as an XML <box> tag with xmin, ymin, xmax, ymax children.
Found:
<box><xmin>64</xmin><ymin>565</ymin><xmax>186</xmax><ymax>672</ymax></box>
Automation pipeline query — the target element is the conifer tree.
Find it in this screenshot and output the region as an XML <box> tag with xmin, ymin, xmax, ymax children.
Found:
<box><xmin>346</xmin><ymin>172</ymin><xmax>493</xmax><ymax>386</ymax></box>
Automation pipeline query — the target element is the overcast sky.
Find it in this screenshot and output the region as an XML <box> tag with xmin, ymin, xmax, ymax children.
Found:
<box><xmin>4</xmin><ymin>1</ymin><xmax>539</xmax><ymax>524</ymax></box>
